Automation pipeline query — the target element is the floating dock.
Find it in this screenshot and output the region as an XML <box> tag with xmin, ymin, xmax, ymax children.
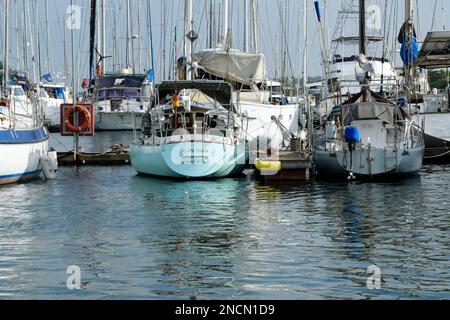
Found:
<box><xmin>57</xmin><ymin>151</ymin><xmax>130</xmax><ymax>166</ymax></box>
<box><xmin>253</xmin><ymin>150</ymin><xmax>313</xmax><ymax>182</ymax></box>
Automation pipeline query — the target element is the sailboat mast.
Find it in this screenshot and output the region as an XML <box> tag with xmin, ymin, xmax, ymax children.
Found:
<box><xmin>28</xmin><ymin>0</ymin><xmax>37</xmax><ymax>84</ymax></box>
<box><xmin>244</xmin><ymin>0</ymin><xmax>249</xmax><ymax>52</ymax></box>
<box><xmin>147</xmin><ymin>0</ymin><xmax>155</xmax><ymax>80</ymax></box>
<box><xmin>184</xmin><ymin>0</ymin><xmax>192</xmax><ymax>80</ymax></box>
<box><xmin>137</xmin><ymin>0</ymin><xmax>142</xmax><ymax>73</ymax></box>
<box><xmin>359</xmin><ymin>0</ymin><xmax>366</xmax><ymax>56</ymax></box>
<box><xmin>303</xmin><ymin>0</ymin><xmax>308</xmax><ymax>93</ymax></box>
<box><xmin>23</xmin><ymin>0</ymin><xmax>28</xmax><ymax>74</ymax></box>
<box><xmin>89</xmin><ymin>0</ymin><xmax>97</xmax><ymax>83</ymax></box>
<box><xmin>223</xmin><ymin>0</ymin><xmax>228</xmax><ymax>48</ymax></box>
<box><xmin>2</xmin><ymin>0</ymin><xmax>9</xmax><ymax>92</ymax></box>
<box><xmin>35</xmin><ymin>0</ymin><xmax>41</xmax><ymax>80</ymax></box>
<box><xmin>63</xmin><ymin>18</ymin><xmax>68</xmax><ymax>82</ymax></box>
<box><xmin>102</xmin><ymin>0</ymin><xmax>106</xmax><ymax>72</ymax></box>
<box><xmin>209</xmin><ymin>0</ymin><xmax>213</xmax><ymax>48</ymax></box>
<box><xmin>14</xmin><ymin>0</ymin><xmax>19</xmax><ymax>70</ymax></box>
<box><xmin>45</xmin><ymin>0</ymin><xmax>51</xmax><ymax>74</ymax></box>
<box><xmin>251</xmin><ymin>0</ymin><xmax>258</xmax><ymax>53</ymax></box>
<box><xmin>405</xmin><ymin>0</ymin><xmax>414</xmax><ymax>86</ymax></box>
<box><xmin>126</xmin><ymin>0</ymin><xmax>132</xmax><ymax>70</ymax></box>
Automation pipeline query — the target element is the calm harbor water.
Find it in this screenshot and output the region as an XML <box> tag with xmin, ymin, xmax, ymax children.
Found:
<box><xmin>0</xmin><ymin>133</ymin><xmax>449</xmax><ymax>299</ymax></box>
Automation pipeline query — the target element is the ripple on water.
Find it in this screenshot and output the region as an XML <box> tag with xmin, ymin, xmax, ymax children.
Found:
<box><xmin>1</xmin><ymin>142</ymin><xmax>450</xmax><ymax>299</ymax></box>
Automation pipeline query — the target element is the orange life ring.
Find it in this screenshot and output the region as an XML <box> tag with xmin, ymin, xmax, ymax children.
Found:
<box><xmin>64</xmin><ymin>105</ymin><xmax>92</xmax><ymax>133</ymax></box>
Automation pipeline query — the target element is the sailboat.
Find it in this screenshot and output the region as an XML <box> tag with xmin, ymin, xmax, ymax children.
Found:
<box><xmin>188</xmin><ymin>0</ymin><xmax>306</xmax><ymax>154</ymax></box>
<box><xmin>93</xmin><ymin>70</ymin><xmax>151</xmax><ymax>131</ymax></box>
<box><xmin>131</xmin><ymin>0</ymin><xmax>246</xmax><ymax>179</ymax></box>
<box><xmin>314</xmin><ymin>0</ymin><xmax>424</xmax><ymax>179</ymax></box>
<box><xmin>39</xmin><ymin>77</ymin><xmax>71</xmax><ymax>130</ymax></box>
<box><xmin>410</xmin><ymin>31</ymin><xmax>450</xmax><ymax>160</ymax></box>
<box><xmin>131</xmin><ymin>81</ymin><xmax>247</xmax><ymax>179</ymax></box>
<box><xmin>316</xmin><ymin>0</ymin><xmax>398</xmax><ymax>120</ymax></box>
<box><xmin>89</xmin><ymin>0</ymin><xmax>150</xmax><ymax>131</ymax></box>
<box><xmin>0</xmin><ymin>0</ymin><xmax>55</xmax><ymax>185</ymax></box>
<box><xmin>38</xmin><ymin>0</ymin><xmax>71</xmax><ymax>130</ymax></box>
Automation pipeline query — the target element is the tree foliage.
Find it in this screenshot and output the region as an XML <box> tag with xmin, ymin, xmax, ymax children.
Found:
<box><xmin>428</xmin><ymin>69</ymin><xmax>449</xmax><ymax>90</ymax></box>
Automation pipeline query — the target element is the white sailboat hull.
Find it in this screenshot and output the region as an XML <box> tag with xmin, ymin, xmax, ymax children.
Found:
<box><xmin>0</xmin><ymin>128</ymin><xmax>49</xmax><ymax>185</ymax></box>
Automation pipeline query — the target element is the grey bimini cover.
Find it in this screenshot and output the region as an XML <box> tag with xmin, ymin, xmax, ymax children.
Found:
<box><xmin>192</xmin><ymin>49</ymin><xmax>266</xmax><ymax>85</ymax></box>
<box><xmin>343</xmin><ymin>102</ymin><xmax>407</xmax><ymax>125</ymax></box>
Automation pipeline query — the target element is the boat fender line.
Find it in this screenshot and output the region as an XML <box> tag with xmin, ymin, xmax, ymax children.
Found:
<box><xmin>64</xmin><ymin>104</ymin><xmax>92</xmax><ymax>133</ymax></box>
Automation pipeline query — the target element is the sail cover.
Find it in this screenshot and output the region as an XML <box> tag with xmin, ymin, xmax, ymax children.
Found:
<box><xmin>192</xmin><ymin>49</ymin><xmax>266</xmax><ymax>85</ymax></box>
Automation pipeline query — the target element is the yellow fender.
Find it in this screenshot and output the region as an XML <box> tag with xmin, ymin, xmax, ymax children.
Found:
<box><xmin>255</xmin><ymin>158</ymin><xmax>282</xmax><ymax>176</ymax></box>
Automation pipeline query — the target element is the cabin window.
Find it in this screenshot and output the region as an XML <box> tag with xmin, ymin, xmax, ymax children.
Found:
<box><xmin>108</xmin><ymin>89</ymin><xmax>122</xmax><ymax>98</ymax></box>
<box><xmin>123</xmin><ymin>89</ymin><xmax>139</xmax><ymax>99</ymax></box>
<box><xmin>98</xmin><ymin>90</ymin><xmax>107</xmax><ymax>99</ymax></box>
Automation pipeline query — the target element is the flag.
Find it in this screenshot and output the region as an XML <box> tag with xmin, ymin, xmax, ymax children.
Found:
<box><xmin>146</xmin><ymin>69</ymin><xmax>154</xmax><ymax>82</ymax></box>
<box><xmin>314</xmin><ymin>1</ymin><xmax>321</xmax><ymax>22</ymax></box>
<box><xmin>41</xmin><ymin>73</ymin><xmax>53</xmax><ymax>83</ymax></box>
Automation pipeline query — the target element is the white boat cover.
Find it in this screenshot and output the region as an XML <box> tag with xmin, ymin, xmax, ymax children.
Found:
<box><xmin>192</xmin><ymin>49</ymin><xmax>266</xmax><ymax>85</ymax></box>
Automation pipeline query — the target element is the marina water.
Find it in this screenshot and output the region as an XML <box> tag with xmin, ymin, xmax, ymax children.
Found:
<box><xmin>0</xmin><ymin>133</ymin><xmax>449</xmax><ymax>299</ymax></box>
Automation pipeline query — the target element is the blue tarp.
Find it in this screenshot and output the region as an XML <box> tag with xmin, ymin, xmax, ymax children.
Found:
<box><xmin>55</xmin><ymin>87</ymin><xmax>66</xmax><ymax>101</ymax></box>
<box><xmin>400</xmin><ymin>35</ymin><xmax>419</xmax><ymax>65</ymax></box>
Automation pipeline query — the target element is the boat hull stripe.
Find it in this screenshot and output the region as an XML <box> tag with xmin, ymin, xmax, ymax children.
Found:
<box><xmin>0</xmin><ymin>170</ymin><xmax>42</xmax><ymax>180</ymax></box>
<box><xmin>0</xmin><ymin>128</ymin><xmax>49</xmax><ymax>144</ymax></box>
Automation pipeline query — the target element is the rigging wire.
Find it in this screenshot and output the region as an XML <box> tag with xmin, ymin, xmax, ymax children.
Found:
<box><xmin>431</xmin><ymin>0</ymin><xmax>438</xmax><ymax>30</ymax></box>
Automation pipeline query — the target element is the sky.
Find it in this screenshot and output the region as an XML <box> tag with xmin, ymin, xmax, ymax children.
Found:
<box><xmin>1</xmin><ymin>0</ymin><xmax>450</xmax><ymax>89</ymax></box>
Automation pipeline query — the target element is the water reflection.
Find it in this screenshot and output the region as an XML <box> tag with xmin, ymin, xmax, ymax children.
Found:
<box><xmin>0</xmin><ymin>135</ymin><xmax>449</xmax><ymax>299</ymax></box>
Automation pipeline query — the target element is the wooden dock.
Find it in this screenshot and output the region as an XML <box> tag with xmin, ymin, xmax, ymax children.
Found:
<box><xmin>57</xmin><ymin>151</ymin><xmax>130</xmax><ymax>166</ymax></box>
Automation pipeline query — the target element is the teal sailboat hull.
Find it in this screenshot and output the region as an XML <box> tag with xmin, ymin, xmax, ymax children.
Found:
<box><xmin>131</xmin><ymin>141</ymin><xmax>246</xmax><ymax>179</ymax></box>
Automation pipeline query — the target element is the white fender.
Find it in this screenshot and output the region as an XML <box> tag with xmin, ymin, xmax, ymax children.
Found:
<box><xmin>41</xmin><ymin>154</ymin><xmax>57</xmax><ymax>180</ymax></box>
<box><xmin>47</xmin><ymin>150</ymin><xmax>59</xmax><ymax>171</ymax></box>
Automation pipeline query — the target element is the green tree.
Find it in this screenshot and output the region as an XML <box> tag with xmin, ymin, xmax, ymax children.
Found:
<box><xmin>428</xmin><ymin>69</ymin><xmax>449</xmax><ymax>90</ymax></box>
